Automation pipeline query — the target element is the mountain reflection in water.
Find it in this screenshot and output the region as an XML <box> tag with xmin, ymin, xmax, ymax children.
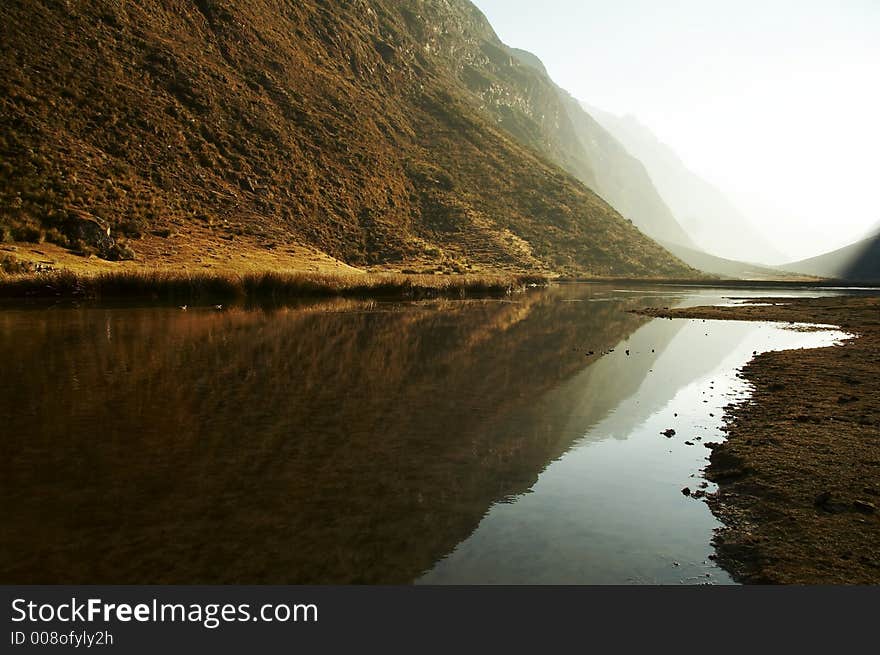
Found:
<box><xmin>0</xmin><ymin>285</ymin><xmax>842</xmax><ymax>583</ymax></box>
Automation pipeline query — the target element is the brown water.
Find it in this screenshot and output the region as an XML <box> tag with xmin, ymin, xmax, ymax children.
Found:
<box><xmin>0</xmin><ymin>285</ymin><xmax>848</xmax><ymax>584</ymax></box>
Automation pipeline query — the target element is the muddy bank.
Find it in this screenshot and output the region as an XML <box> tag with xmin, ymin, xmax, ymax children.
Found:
<box><xmin>637</xmin><ymin>296</ymin><xmax>880</xmax><ymax>583</ymax></box>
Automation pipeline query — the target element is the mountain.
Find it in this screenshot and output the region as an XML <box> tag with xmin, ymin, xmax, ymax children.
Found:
<box><xmin>0</xmin><ymin>0</ymin><xmax>694</xmax><ymax>279</ymax></box>
<box><xmin>783</xmin><ymin>231</ymin><xmax>880</xmax><ymax>282</ymax></box>
<box><xmin>586</xmin><ymin>105</ymin><xmax>786</xmax><ymax>265</ymax></box>
<box><xmin>658</xmin><ymin>240</ymin><xmax>804</xmax><ymax>281</ymax></box>
<box><xmin>499</xmin><ymin>47</ymin><xmax>696</xmax><ymax>247</ymax></box>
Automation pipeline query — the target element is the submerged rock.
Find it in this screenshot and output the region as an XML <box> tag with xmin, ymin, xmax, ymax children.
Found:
<box><xmin>853</xmin><ymin>500</ymin><xmax>877</xmax><ymax>514</ymax></box>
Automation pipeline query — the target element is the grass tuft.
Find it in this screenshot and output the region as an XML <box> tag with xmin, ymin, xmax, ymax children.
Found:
<box><xmin>0</xmin><ymin>269</ymin><xmax>548</xmax><ymax>303</ymax></box>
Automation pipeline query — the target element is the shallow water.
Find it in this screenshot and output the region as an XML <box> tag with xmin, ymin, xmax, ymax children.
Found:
<box><xmin>419</xmin><ymin>318</ymin><xmax>848</xmax><ymax>584</ymax></box>
<box><xmin>0</xmin><ymin>284</ymin><xmax>850</xmax><ymax>584</ymax></box>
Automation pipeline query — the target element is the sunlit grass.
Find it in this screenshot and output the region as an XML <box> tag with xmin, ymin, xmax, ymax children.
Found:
<box><xmin>0</xmin><ymin>269</ymin><xmax>548</xmax><ymax>301</ymax></box>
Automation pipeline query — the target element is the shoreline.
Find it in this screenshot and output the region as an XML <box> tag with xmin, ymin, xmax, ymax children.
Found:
<box><xmin>3</xmin><ymin>268</ymin><xmax>876</xmax><ymax>304</ymax></box>
<box><xmin>0</xmin><ymin>270</ymin><xmax>549</xmax><ymax>303</ymax></box>
<box><xmin>636</xmin><ymin>296</ymin><xmax>880</xmax><ymax>583</ymax></box>
<box><xmin>560</xmin><ymin>277</ymin><xmax>879</xmax><ymax>289</ymax></box>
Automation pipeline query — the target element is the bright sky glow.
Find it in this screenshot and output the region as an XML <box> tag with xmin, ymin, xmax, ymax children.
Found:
<box><xmin>472</xmin><ymin>0</ymin><xmax>880</xmax><ymax>260</ymax></box>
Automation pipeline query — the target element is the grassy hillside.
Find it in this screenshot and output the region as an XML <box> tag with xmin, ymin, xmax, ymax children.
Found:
<box><xmin>431</xmin><ymin>22</ymin><xmax>695</xmax><ymax>249</ymax></box>
<box><xmin>558</xmin><ymin>89</ymin><xmax>695</xmax><ymax>248</ymax></box>
<box><xmin>0</xmin><ymin>0</ymin><xmax>695</xmax><ymax>280</ymax></box>
<box><xmin>782</xmin><ymin>232</ymin><xmax>880</xmax><ymax>282</ymax></box>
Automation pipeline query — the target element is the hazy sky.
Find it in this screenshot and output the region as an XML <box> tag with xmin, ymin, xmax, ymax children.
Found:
<box><xmin>472</xmin><ymin>0</ymin><xmax>880</xmax><ymax>260</ymax></box>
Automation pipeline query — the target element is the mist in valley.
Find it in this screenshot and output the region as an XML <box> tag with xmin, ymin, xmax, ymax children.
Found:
<box><xmin>474</xmin><ymin>0</ymin><xmax>880</xmax><ymax>279</ymax></box>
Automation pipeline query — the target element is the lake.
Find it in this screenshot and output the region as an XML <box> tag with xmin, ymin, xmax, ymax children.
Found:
<box><xmin>0</xmin><ymin>284</ymin><xmax>850</xmax><ymax>584</ymax></box>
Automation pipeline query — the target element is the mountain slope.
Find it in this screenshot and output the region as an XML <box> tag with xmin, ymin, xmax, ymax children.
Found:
<box><xmin>0</xmin><ymin>0</ymin><xmax>694</xmax><ymax>279</ymax></box>
<box><xmin>660</xmin><ymin>240</ymin><xmax>806</xmax><ymax>280</ymax></box>
<box><xmin>587</xmin><ymin>105</ymin><xmax>785</xmax><ymax>265</ymax></box>
<box><xmin>447</xmin><ymin>36</ymin><xmax>695</xmax><ymax>248</ymax></box>
<box><xmin>558</xmin><ymin>90</ymin><xmax>696</xmax><ymax>248</ymax></box>
<box><xmin>783</xmin><ymin>232</ymin><xmax>880</xmax><ymax>282</ymax></box>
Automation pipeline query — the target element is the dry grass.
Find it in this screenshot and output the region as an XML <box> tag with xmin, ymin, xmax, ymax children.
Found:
<box><xmin>0</xmin><ymin>269</ymin><xmax>548</xmax><ymax>302</ymax></box>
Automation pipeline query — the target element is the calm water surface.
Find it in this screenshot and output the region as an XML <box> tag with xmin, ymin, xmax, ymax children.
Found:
<box><xmin>0</xmin><ymin>285</ymin><xmax>849</xmax><ymax>584</ymax></box>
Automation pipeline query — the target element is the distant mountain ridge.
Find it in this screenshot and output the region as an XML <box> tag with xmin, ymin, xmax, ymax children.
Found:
<box><xmin>586</xmin><ymin>105</ymin><xmax>785</xmax><ymax>265</ymax></box>
<box><xmin>783</xmin><ymin>231</ymin><xmax>880</xmax><ymax>282</ymax></box>
<box><xmin>657</xmin><ymin>240</ymin><xmax>803</xmax><ymax>281</ymax></box>
<box><xmin>494</xmin><ymin>46</ymin><xmax>696</xmax><ymax>248</ymax></box>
